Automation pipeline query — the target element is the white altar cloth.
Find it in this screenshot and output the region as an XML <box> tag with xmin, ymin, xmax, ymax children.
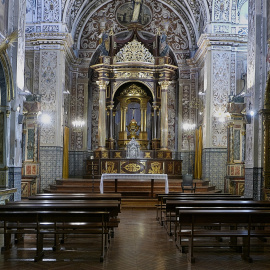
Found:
<box><xmin>100</xmin><ymin>174</ymin><xmax>169</xmax><ymax>194</ymax></box>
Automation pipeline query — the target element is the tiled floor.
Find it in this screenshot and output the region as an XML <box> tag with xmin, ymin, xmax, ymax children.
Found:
<box><xmin>0</xmin><ymin>208</ymin><xmax>270</xmax><ymax>270</ymax></box>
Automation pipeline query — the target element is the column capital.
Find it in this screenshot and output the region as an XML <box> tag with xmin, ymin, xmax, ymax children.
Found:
<box><xmin>96</xmin><ymin>80</ymin><xmax>109</xmax><ymax>90</ymax></box>
<box><xmin>158</xmin><ymin>81</ymin><xmax>171</xmax><ymax>90</ymax></box>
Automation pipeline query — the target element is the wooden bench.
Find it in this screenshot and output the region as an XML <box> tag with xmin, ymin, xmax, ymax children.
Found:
<box><xmin>0</xmin><ymin>200</ymin><xmax>121</xmax><ymax>261</ymax></box>
<box><xmin>165</xmin><ymin>199</ymin><xmax>268</xmax><ymax>236</ymax></box>
<box><xmin>156</xmin><ymin>193</ymin><xmax>241</xmax><ymax>223</ymax></box>
<box><xmin>177</xmin><ymin>209</ymin><xmax>270</xmax><ymax>263</ymax></box>
<box><xmin>0</xmin><ymin>210</ymin><xmax>110</xmax><ymax>262</ymax></box>
<box><xmin>29</xmin><ymin>193</ymin><xmax>122</xmax><ymax>202</ymax></box>
<box><xmin>160</xmin><ymin>196</ymin><xmax>252</xmax><ymax>232</ymax></box>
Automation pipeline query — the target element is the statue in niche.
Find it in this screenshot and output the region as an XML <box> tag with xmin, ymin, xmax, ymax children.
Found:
<box><xmin>127</xmin><ymin>118</ymin><xmax>140</xmax><ymax>139</ymax></box>
<box><xmin>159</xmin><ymin>31</ymin><xmax>169</xmax><ymax>57</ymax></box>
<box><xmin>98</xmin><ymin>30</ymin><xmax>110</xmax><ymax>56</ymax></box>
<box><xmin>127</xmin><ymin>107</ymin><xmax>140</xmax><ymax>139</ymax></box>
<box><xmin>131</xmin><ymin>0</ymin><xmax>143</xmax><ymax>23</ymax></box>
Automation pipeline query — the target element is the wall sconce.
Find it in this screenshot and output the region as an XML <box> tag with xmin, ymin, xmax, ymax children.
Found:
<box><xmin>72</xmin><ymin>120</ymin><xmax>85</xmax><ymax>132</ymax></box>
<box><xmin>245</xmin><ymin>102</ymin><xmax>255</xmax><ymax>124</ymax></box>
<box><xmin>38</xmin><ymin>112</ymin><xmax>51</xmax><ymax>125</ymax></box>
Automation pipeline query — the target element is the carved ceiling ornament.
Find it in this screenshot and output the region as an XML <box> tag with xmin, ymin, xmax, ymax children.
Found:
<box><xmin>76</xmin><ymin>0</ymin><xmax>199</xmax><ymax>54</ymax></box>
<box><xmin>114</xmin><ymin>39</ymin><xmax>155</xmax><ymax>64</ymax></box>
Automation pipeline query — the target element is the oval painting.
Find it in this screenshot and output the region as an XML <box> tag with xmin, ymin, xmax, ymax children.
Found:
<box><xmin>116</xmin><ymin>2</ymin><xmax>152</xmax><ymax>28</ymax></box>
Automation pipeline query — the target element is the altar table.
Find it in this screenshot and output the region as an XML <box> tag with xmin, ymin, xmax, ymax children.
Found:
<box><xmin>100</xmin><ymin>174</ymin><xmax>169</xmax><ymax>196</ymax></box>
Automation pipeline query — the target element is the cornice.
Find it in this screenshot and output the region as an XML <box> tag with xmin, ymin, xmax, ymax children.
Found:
<box><xmin>190</xmin><ymin>33</ymin><xmax>248</xmax><ymax>67</ymax></box>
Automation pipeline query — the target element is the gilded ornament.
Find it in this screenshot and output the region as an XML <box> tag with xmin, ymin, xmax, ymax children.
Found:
<box><xmin>102</xmin><ymin>151</ymin><xmax>108</xmax><ymax>158</ymax></box>
<box><xmin>120</xmin><ymin>84</ymin><xmax>147</xmax><ymax>97</ymax></box>
<box><xmin>123</xmin><ymin>163</ymin><xmax>141</xmax><ymax>172</ymax></box>
<box><xmin>144</xmin><ymin>152</ymin><xmax>151</xmax><ymax>158</ymax></box>
<box><xmin>149</xmin><ymin>162</ymin><xmax>163</xmax><ymax>174</ymax></box>
<box><xmin>114</xmin><ymin>152</ymin><xmax>121</xmax><ymax>158</ymax></box>
<box><xmin>114</xmin><ymin>39</ymin><xmax>155</xmax><ymax>64</ymax></box>
<box><xmin>158</xmin><ymin>152</ymin><xmax>163</xmax><ymax>158</ymax></box>
<box><xmin>103</xmin><ymin>162</ymin><xmax>117</xmax><ymax>174</ymax></box>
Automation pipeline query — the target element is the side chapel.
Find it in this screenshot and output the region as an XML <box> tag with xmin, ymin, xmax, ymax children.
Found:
<box><xmin>0</xmin><ymin>0</ymin><xmax>270</xmax><ymax>201</ymax></box>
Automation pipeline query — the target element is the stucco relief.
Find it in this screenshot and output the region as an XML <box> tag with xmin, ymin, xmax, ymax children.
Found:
<box><xmin>91</xmin><ymin>84</ymin><xmax>99</xmax><ymax>150</ymax></box>
<box><xmin>79</xmin><ymin>0</ymin><xmax>190</xmax><ymax>55</ymax></box>
<box><xmin>212</xmin><ymin>51</ymin><xmax>230</xmax><ymax>147</ymax></box>
<box><xmin>70</xmin><ymin>73</ymin><xmax>77</xmax><ymax>150</ymax></box>
<box><xmin>245</xmin><ymin>0</ymin><xmax>255</xmax><ymax>167</ymax></box>
<box><xmin>66</xmin><ymin>0</ymin><xmax>84</xmax><ymax>31</ymax></box>
<box><xmin>37</xmin><ymin>0</ymin><xmax>42</xmax><ymax>21</ymax></box>
<box><xmin>40</xmin><ymin>51</ymin><xmax>57</xmax><ymax>145</ymax></box>
<box><xmin>168</xmin><ymin>83</ymin><xmax>176</xmax><ymax>150</ymax></box>
<box><xmin>230</xmin><ymin>53</ymin><xmax>236</xmax><ymax>94</ymax></box>
<box><xmin>17</xmin><ymin>0</ymin><xmax>27</xmax><ymax>90</ymax></box>
<box><xmin>26</xmin><ymin>0</ymin><xmax>36</xmax><ymax>22</ymax></box>
<box><xmin>34</xmin><ymin>52</ymin><xmax>40</xmax><ymax>93</ymax></box>
<box><xmin>43</xmin><ymin>0</ymin><xmax>60</xmax><ymax>22</ymax></box>
<box><xmin>213</xmin><ymin>0</ymin><xmax>230</xmax><ymax>22</ymax></box>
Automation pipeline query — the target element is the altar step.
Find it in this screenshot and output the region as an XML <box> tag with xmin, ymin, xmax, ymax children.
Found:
<box><xmin>43</xmin><ymin>178</ymin><xmax>221</xmax><ymax>196</ymax></box>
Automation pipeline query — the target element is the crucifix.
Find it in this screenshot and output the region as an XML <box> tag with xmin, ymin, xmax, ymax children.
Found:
<box><xmin>130</xmin><ymin>107</ymin><xmax>138</xmax><ymax>119</ymax></box>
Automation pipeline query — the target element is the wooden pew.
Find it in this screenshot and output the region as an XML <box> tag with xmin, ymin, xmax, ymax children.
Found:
<box><xmin>29</xmin><ymin>193</ymin><xmax>122</xmax><ymax>202</ymax></box>
<box><xmin>0</xmin><ymin>210</ymin><xmax>110</xmax><ymax>262</ymax></box>
<box><xmin>6</xmin><ymin>200</ymin><xmax>121</xmax><ymax>216</ymax></box>
<box><xmin>164</xmin><ymin>199</ymin><xmax>267</xmax><ymax>236</ymax></box>
<box><xmin>177</xmin><ymin>209</ymin><xmax>270</xmax><ymax>263</ymax></box>
<box><xmin>156</xmin><ymin>193</ymin><xmax>241</xmax><ymax>222</ymax></box>
<box><xmin>0</xmin><ymin>200</ymin><xmax>121</xmax><ymax>261</ymax></box>
<box><xmin>160</xmin><ymin>196</ymin><xmax>251</xmax><ymax>230</ymax></box>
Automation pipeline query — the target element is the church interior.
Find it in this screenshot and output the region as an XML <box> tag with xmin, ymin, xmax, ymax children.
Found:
<box><xmin>1</xmin><ymin>0</ymin><xmax>270</xmax><ymax>268</ymax></box>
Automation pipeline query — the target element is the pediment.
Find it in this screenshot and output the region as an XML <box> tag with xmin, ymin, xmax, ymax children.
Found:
<box><xmin>114</xmin><ymin>39</ymin><xmax>155</xmax><ymax>64</ymax></box>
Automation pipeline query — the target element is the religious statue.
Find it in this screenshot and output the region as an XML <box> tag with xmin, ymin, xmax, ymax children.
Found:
<box><xmin>159</xmin><ymin>31</ymin><xmax>169</xmax><ymax>57</ymax></box>
<box><xmin>131</xmin><ymin>0</ymin><xmax>143</xmax><ymax>23</ymax></box>
<box><xmin>127</xmin><ymin>118</ymin><xmax>140</xmax><ymax>139</ymax></box>
<box><xmin>98</xmin><ymin>30</ymin><xmax>110</xmax><ymax>56</ymax></box>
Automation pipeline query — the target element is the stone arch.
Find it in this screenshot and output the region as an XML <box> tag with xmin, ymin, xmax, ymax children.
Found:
<box><xmin>113</xmin><ymin>82</ymin><xmax>154</xmax><ymax>106</ymax></box>
<box><xmin>0</xmin><ymin>53</ymin><xmax>14</xmax><ymax>102</ymax></box>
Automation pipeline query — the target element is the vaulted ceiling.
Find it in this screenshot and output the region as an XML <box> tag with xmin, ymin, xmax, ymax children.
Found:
<box><xmin>61</xmin><ymin>0</ymin><xmax>212</xmax><ymax>53</ymax></box>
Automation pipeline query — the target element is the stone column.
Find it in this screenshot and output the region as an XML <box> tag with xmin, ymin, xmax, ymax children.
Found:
<box><xmin>140</xmin><ymin>107</ymin><xmax>144</xmax><ymax>132</ymax></box>
<box><xmin>152</xmin><ymin>103</ymin><xmax>158</xmax><ymax>139</ymax></box>
<box><xmin>144</xmin><ymin>108</ymin><xmax>147</xmax><ymax>132</ymax></box>
<box><xmin>96</xmin><ymin>81</ymin><xmax>109</xmax><ymax>150</ymax></box>
<box><xmin>159</xmin><ymin>81</ymin><xmax>171</xmax><ymax>150</ymax></box>
<box><xmin>108</xmin><ymin>103</ymin><xmax>114</xmax><ymax>150</ymax></box>
<box><xmin>228</xmin><ymin>123</ymin><xmax>234</xmax><ymax>164</ymax></box>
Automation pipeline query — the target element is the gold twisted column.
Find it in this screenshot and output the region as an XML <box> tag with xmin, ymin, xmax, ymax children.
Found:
<box><xmin>159</xmin><ymin>81</ymin><xmax>171</xmax><ymax>150</ymax></box>
<box><xmin>96</xmin><ymin>80</ymin><xmax>109</xmax><ymax>150</ymax></box>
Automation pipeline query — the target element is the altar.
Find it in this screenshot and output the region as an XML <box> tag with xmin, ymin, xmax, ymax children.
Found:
<box><xmin>100</xmin><ymin>173</ymin><xmax>169</xmax><ymax>197</ymax></box>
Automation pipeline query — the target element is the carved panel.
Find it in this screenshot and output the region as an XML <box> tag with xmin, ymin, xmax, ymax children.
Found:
<box><xmin>212</xmin><ymin>51</ymin><xmax>230</xmax><ymax>147</ymax></box>
<box><xmin>43</xmin><ymin>0</ymin><xmax>60</xmax><ymax>22</ymax></box>
<box><xmin>168</xmin><ymin>83</ymin><xmax>176</xmax><ymax>150</ymax></box>
<box><xmin>245</xmin><ymin>0</ymin><xmax>255</xmax><ymax>167</ymax></box>
<box><xmin>40</xmin><ymin>51</ymin><xmax>57</xmax><ymax>145</ymax></box>
<box><xmin>91</xmin><ymin>83</ymin><xmax>99</xmax><ymax>150</ymax></box>
<box><xmin>213</xmin><ymin>0</ymin><xmax>230</xmax><ymax>22</ymax></box>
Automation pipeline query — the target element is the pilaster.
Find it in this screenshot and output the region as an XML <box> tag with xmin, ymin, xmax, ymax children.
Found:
<box><xmin>244</xmin><ymin>0</ymin><xmax>267</xmax><ymax>199</ymax></box>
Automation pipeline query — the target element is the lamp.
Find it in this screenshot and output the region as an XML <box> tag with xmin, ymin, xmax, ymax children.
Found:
<box><xmin>38</xmin><ymin>112</ymin><xmax>51</xmax><ymax>125</ymax></box>
<box><xmin>72</xmin><ymin>120</ymin><xmax>85</xmax><ymax>132</ymax></box>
